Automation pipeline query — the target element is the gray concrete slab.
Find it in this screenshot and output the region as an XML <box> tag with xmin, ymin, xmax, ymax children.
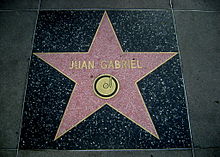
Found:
<box><xmin>18</xmin><ymin>150</ymin><xmax>192</xmax><ymax>157</ymax></box>
<box><xmin>174</xmin><ymin>11</ymin><xmax>220</xmax><ymax>148</ymax></box>
<box><xmin>194</xmin><ymin>148</ymin><xmax>220</xmax><ymax>157</ymax></box>
<box><xmin>40</xmin><ymin>0</ymin><xmax>170</xmax><ymax>9</ymax></box>
<box><xmin>0</xmin><ymin>149</ymin><xmax>16</xmax><ymax>157</ymax></box>
<box><xmin>128</xmin><ymin>150</ymin><xmax>192</xmax><ymax>157</ymax></box>
<box><xmin>172</xmin><ymin>0</ymin><xmax>220</xmax><ymax>11</ymax></box>
<box><xmin>0</xmin><ymin>11</ymin><xmax>37</xmax><ymax>149</ymax></box>
<box><xmin>0</xmin><ymin>0</ymin><xmax>39</xmax><ymax>10</ymax></box>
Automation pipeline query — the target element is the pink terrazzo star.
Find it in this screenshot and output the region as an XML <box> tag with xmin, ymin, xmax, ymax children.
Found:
<box><xmin>34</xmin><ymin>12</ymin><xmax>176</xmax><ymax>140</ymax></box>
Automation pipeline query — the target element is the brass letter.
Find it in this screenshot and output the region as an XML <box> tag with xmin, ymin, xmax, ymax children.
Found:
<box><xmin>131</xmin><ymin>60</ymin><xmax>137</xmax><ymax>69</ymax></box>
<box><xmin>114</xmin><ymin>60</ymin><xmax>121</xmax><ymax>69</ymax></box>
<box><xmin>69</xmin><ymin>61</ymin><xmax>74</xmax><ymax>69</ymax></box>
<box><xmin>81</xmin><ymin>61</ymin><xmax>88</xmax><ymax>69</ymax></box>
<box><xmin>108</xmin><ymin>61</ymin><xmax>114</xmax><ymax>69</ymax></box>
<box><xmin>137</xmin><ymin>60</ymin><xmax>143</xmax><ymax>69</ymax></box>
<box><xmin>101</xmin><ymin>61</ymin><xmax>107</xmax><ymax>69</ymax></box>
<box><xmin>88</xmin><ymin>61</ymin><xmax>95</xmax><ymax>69</ymax></box>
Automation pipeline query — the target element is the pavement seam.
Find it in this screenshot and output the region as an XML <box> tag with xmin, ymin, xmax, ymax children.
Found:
<box><xmin>0</xmin><ymin>8</ymin><xmax>219</xmax><ymax>12</ymax></box>
<box><xmin>170</xmin><ymin>0</ymin><xmax>195</xmax><ymax>157</ymax></box>
<box><xmin>173</xmin><ymin>9</ymin><xmax>220</xmax><ymax>12</ymax></box>
<box><xmin>15</xmin><ymin>0</ymin><xmax>42</xmax><ymax>157</ymax></box>
<box><xmin>39</xmin><ymin>8</ymin><xmax>172</xmax><ymax>11</ymax></box>
<box><xmin>0</xmin><ymin>9</ymin><xmax>38</xmax><ymax>12</ymax></box>
<box><xmin>194</xmin><ymin>147</ymin><xmax>220</xmax><ymax>149</ymax></box>
<box><xmin>0</xmin><ymin>148</ymin><xmax>17</xmax><ymax>151</ymax></box>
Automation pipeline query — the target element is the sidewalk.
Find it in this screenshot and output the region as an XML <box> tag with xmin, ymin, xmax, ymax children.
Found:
<box><xmin>0</xmin><ymin>0</ymin><xmax>220</xmax><ymax>157</ymax></box>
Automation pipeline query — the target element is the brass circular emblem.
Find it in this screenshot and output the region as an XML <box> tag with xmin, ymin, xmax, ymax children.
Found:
<box><xmin>93</xmin><ymin>74</ymin><xmax>119</xmax><ymax>99</ymax></box>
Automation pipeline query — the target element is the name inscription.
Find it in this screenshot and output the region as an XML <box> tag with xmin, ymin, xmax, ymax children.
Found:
<box><xmin>69</xmin><ymin>60</ymin><xmax>143</xmax><ymax>70</ymax></box>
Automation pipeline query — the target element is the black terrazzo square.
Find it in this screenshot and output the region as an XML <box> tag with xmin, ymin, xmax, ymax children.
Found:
<box><xmin>20</xmin><ymin>10</ymin><xmax>191</xmax><ymax>150</ymax></box>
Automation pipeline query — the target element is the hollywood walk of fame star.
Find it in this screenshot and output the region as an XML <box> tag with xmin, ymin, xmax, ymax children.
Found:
<box><xmin>34</xmin><ymin>11</ymin><xmax>177</xmax><ymax>140</ymax></box>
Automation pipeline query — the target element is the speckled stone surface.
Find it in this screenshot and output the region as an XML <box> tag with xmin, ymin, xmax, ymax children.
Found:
<box><xmin>20</xmin><ymin>10</ymin><xmax>191</xmax><ymax>150</ymax></box>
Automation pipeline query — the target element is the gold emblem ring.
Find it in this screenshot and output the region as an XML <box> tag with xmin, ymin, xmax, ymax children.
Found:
<box><xmin>93</xmin><ymin>74</ymin><xmax>119</xmax><ymax>99</ymax></box>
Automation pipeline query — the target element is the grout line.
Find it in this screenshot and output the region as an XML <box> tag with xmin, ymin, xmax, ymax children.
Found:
<box><xmin>15</xmin><ymin>0</ymin><xmax>42</xmax><ymax>157</ymax></box>
<box><xmin>173</xmin><ymin>9</ymin><xmax>220</xmax><ymax>13</ymax></box>
<box><xmin>17</xmin><ymin>148</ymin><xmax>193</xmax><ymax>152</ymax></box>
<box><xmin>38</xmin><ymin>0</ymin><xmax>42</xmax><ymax>10</ymax></box>
<box><xmin>169</xmin><ymin>0</ymin><xmax>195</xmax><ymax>157</ymax></box>
<box><xmin>169</xmin><ymin>0</ymin><xmax>173</xmax><ymax>9</ymax></box>
<box><xmin>0</xmin><ymin>148</ymin><xmax>17</xmax><ymax>151</ymax></box>
<box><xmin>0</xmin><ymin>8</ymin><xmax>219</xmax><ymax>12</ymax></box>
<box><xmin>0</xmin><ymin>8</ymin><xmax>38</xmax><ymax>12</ymax></box>
<box><xmin>1</xmin><ymin>147</ymin><xmax>219</xmax><ymax>152</ymax></box>
<box><xmin>39</xmin><ymin>8</ymin><xmax>171</xmax><ymax>11</ymax></box>
<box><xmin>194</xmin><ymin>147</ymin><xmax>220</xmax><ymax>150</ymax></box>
